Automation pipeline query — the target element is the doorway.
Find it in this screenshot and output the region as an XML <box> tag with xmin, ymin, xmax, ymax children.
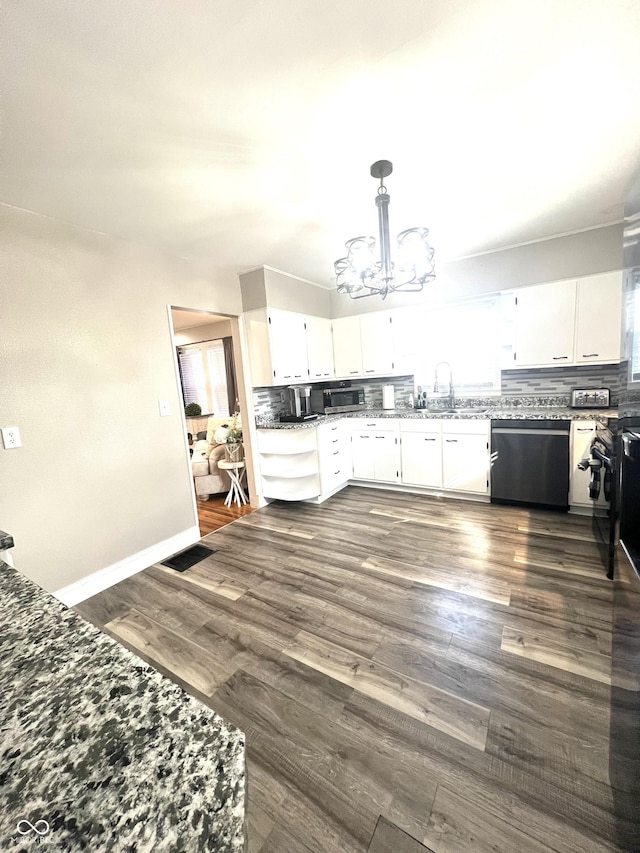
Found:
<box><xmin>170</xmin><ymin>307</ymin><xmax>254</xmax><ymax>536</ymax></box>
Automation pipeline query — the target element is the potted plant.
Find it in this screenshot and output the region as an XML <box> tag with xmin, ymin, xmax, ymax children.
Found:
<box><xmin>214</xmin><ymin>413</ymin><xmax>243</xmax><ymax>462</ymax></box>
<box><xmin>184</xmin><ymin>402</ymin><xmax>202</xmax><ymax>416</ymax></box>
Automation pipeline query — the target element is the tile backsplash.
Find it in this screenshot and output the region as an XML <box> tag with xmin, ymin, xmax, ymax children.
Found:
<box><xmin>501</xmin><ymin>363</ymin><xmax>621</xmax><ymax>403</ymax></box>
<box><xmin>252</xmin><ymin>364</ymin><xmax>621</xmax><ymax>420</ymax></box>
<box><xmin>252</xmin><ymin>376</ymin><xmax>415</xmax><ymax>419</ymax></box>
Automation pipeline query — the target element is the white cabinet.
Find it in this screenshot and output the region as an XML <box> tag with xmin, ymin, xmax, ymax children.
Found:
<box><xmin>574</xmin><ymin>272</ymin><xmax>622</xmax><ymax>364</ymax></box>
<box><xmin>570</xmin><ymin>420</ymin><xmax>608</xmax><ymax>508</ymax></box>
<box><xmin>332</xmin><ymin>316</ymin><xmax>363</xmax><ymax>378</ymax></box>
<box><xmin>360</xmin><ymin>311</ymin><xmax>395</xmax><ymax>376</ymax></box>
<box><xmin>333</xmin><ymin>312</ymin><xmax>397</xmax><ymax>378</ymax></box>
<box><xmin>350</xmin><ymin>418</ymin><xmax>400</xmax><ymax>483</ymax></box>
<box><xmin>441</xmin><ymin>420</ymin><xmax>490</xmax><ymax>495</ymax></box>
<box><xmin>317</xmin><ymin>420</ymin><xmax>350</xmax><ymax>495</ymax></box>
<box><xmin>513</xmin><ymin>272</ymin><xmax>622</xmax><ymax>369</ymax></box>
<box><xmin>305</xmin><ymin>316</ymin><xmax>335</xmax><ymax>380</ymax></box>
<box><xmin>400</xmin><ymin>421</ymin><xmax>443</xmax><ymax>488</ymax></box>
<box><xmin>244</xmin><ymin>308</ymin><xmax>309</xmax><ymax>387</ymax></box>
<box><xmin>514</xmin><ymin>280</ymin><xmax>576</xmax><ymax>368</ymax></box>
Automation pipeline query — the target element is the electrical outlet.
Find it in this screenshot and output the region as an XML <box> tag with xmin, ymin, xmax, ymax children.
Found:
<box><xmin>158</xmin><ymin>400</ymin><xmax>171</xmax><ymax>417</ymax></box>
<box><xmin>1</xmin><ymin>427</ymin><xmax>22</xmax><ymax>449</ymax></box>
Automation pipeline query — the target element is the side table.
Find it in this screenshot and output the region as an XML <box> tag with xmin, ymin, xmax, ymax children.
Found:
<box><xmin>218</xmin><ymin>460</ymin><xmax>248</xmax><ymax>508</ymax></box>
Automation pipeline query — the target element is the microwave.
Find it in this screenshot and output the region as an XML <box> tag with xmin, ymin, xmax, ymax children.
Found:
<box><xmin>310</xmin><ymin>386</ymin><xmax>365</xmax><ymax>414</ymax></box>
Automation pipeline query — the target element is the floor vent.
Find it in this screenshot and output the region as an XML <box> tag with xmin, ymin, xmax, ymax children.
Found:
<box><xmin>161</xmin><ymin>544</ymin><xmax>215</xmax><ymax>572</ymax></box>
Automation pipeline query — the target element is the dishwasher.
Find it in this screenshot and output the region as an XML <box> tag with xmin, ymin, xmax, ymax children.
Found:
<box><xmin>490</xmin><ymin>419</ymin><xmax>570</xmax><ymax>510</ymax></box>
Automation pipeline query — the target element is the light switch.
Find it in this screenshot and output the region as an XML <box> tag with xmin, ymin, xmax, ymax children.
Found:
<box><xmin>1</xmin><ymin>427</ymin><xmax>22</xmax><ymax>448</ymax></box>
<box><xmin>158</xmin><ymin>400</ymin><xmax>171</xmax><ymax>417</ymax></box>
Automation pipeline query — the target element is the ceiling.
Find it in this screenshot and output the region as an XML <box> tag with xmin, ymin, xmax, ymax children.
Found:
<box><xmin>2</xmin><ymin>0</ymin><xmax>640</xmax><ymax>288</ymax></box>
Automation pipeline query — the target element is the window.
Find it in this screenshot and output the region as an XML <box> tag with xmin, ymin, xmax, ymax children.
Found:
<box><xmin>177</xmin><ymin>339</ymin><xmax>231</xmax><ymax>417</ymax></box>
<box><xmin>417</xmin><ymin>296</ymin><xmax>504</xmax><ymax>396</ymax></box>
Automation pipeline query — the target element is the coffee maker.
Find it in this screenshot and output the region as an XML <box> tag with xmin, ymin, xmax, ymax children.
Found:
<box><xmin>280</xmin><ymin>385</ymin><xmax>317</xmax><ymax>422</ymax></box>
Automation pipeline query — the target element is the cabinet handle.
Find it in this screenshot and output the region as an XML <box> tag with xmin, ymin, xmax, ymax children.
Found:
<box><xmin>365</xmin><ymin>369</ymin><xmax>375</xmax><ymax>373</ymax></box>
<box><xmin>350</xmin><ymin>371</ymin><xmax>359</xmax><ymax>374</ymax></box>
<box><xmin>334</xmin><ymin>470</ymin><xmax>340</xmax><ymax>475</ymax></box>
<box><xmin>375</xmin><ymin>435</ymin><xmax>385</xmax><ymax>439</ymax></box>
<box><xmin>366</xmin><ymin>422</ymin><xmax>377</xmax><ymax>426</ymax></box>
<box><xmin>552</xmin><ymin>356</ymin><xmax>569</xmax><ymax>360</ymax></box>
<box><xmin>333</xmin><ymin>451</ymin><xmax>339</xmax><ymax>455</ymax></box>
<box><xmin>323</xmin><ymin>373</ymin><xmax>330</xmax><ymax>376</ymax></box>
<box><xmin>445</xmin><ymin>439</ymin><xmax>458</xmax><ymax>443</ymax></box>
<box><xmin>294</xmin><ymin>375</ymin><xmax>302</xmax><ymax>378</ymax></box>
<box><xmin>424</xmin><ymin>438</ymin><xmax>436</xmax><ymax>441</ymax></box>
<box><xmin>582</xmin><ymin>353</ymin><xmax>599</xmax><ymax>358</ymax></box>
<box><xmin>332</xmin><ymin>439</ymin><xmax>338</xmax><ymax>443</ymax></box>
<box><xmin>576</xmin><ymin>427</ymin><xmax>593</xmax><ymax>431</ymax></box>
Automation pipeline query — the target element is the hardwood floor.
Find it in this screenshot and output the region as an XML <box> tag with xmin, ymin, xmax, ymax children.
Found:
<box><xmin>76</xmin><ymin>486</ymin><xmax>638</xmax><ymax>852</ymax></box>
<box><xmin>196</xmin><ymin>491</ymin><xmax>254</xmax><ymax>535</ymax></box>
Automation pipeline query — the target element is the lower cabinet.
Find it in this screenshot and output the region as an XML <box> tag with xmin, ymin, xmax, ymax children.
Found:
<box><xmin>350</xmin><ymin>419</ymin><xmax>400</xmax><ymax>483</ymax></box>
<box><xmin>317</xmin><ymin>420</ymin><xmax>350</xmax><ymax>495</ymax></box>
<box><xmin>401</xmin><ymin>418</ymin><xmax>490</xmax><ymax>495</ymax></box>
<box><xmin>400</xmin><ymin>422</ymin><xmax>443</xmax><ymax>488</ymax></box>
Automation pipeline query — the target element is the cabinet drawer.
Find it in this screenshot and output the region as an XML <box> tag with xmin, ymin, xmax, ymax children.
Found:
<box><xmin>257</xmin><ymin>428</ymin><xmax>317</xmax><ymax>454</ymax></box>
<box><xmin>400</xmin><ymin>418</ymin><xmax>444</xmax><ymax>433</ymax></box>
<box><xmin>348</xmin><ymin>418</ymin><xmax>399</xmax><ymax>431</ymax></box>
<box><xmin>442</xmin><ymin>419</ymin><xmax>490</xmax><ymax>436</ymax></box>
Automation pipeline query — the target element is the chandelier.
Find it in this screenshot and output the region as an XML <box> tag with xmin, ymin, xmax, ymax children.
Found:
<box><xmin>334</xmin><ymin>160</ymin><xmax>435</xmax><ymax>300</ymax></box>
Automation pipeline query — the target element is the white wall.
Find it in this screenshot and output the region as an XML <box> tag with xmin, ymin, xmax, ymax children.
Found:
<box><xmin>0</xmin><ymin>203</ymin><xmax>242</xmax><ymax>594</ymax></box>
<box><xmin>240</xmin><ymin>266</ymin><xmax>331</xmax><ymax>317</ymax></box>
<box><xmin>329</xmin><ymin>224</ymin><xmax>624</xmax><ymax>317</ymax></box>
<box><xmin>174</xmin><ymin>318</ymin><xmax>233</xmax><ymax>345</ymax></box>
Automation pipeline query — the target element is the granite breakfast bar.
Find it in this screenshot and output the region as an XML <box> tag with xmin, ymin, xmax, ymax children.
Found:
<box><xmin>0</xmin><ymin>560</ymin><xmax>246</xmax><ymax>852</ymax></box>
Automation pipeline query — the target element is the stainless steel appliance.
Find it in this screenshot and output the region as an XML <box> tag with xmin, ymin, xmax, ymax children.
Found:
<box><xmin>490</xmin><ymin>419</ymin><xmax>570</xmax><ymax>510</ymax></box>
<box><xmin>577</xmin><ymin>421</ymin><xmax>618</xmax><ymax>578</ymax></box>
<box><xmin>310</xmin><ymin>384</ymin><xmax>365</xmax><ymax>414</ymax></box>
<box><xmin>570</xmin><ymin>387</ymin><xmax>610</xmax><ymax>408</ymax></box>
<box><xmin>280</xmin><ymin>385</ymin><xmax>318</xmax><ymax>423</ymax></box>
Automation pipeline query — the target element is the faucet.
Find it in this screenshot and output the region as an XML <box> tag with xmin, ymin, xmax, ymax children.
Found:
<box><xmin>433</xmin><ymin>361</ymin><xmax>455</xmax><ymax>410</ymax></box>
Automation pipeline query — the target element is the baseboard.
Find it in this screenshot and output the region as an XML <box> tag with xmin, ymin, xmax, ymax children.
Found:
<box><xmin>54</xmin><ymin>525</ymin><xmax>201</xmax><ymax>607</ymax></box>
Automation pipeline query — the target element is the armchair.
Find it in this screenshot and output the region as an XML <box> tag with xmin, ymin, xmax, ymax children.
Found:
<box><xmin>191</xmin><ymin>417</ymin><xmax>233</xmax><ymax>500</ymax></box>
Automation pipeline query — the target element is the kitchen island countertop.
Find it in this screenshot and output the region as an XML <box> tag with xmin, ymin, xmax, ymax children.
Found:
<box><xmin>0</xmin><ymin>562</ymin><xmax>246</xmax><ymax>852</ymax></box>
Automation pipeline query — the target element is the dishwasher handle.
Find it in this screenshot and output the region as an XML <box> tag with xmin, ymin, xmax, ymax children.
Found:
<box><xmin>492</xmin><ymin>428</ymin><xmax>570</xmax><ymax>437</ymax></box>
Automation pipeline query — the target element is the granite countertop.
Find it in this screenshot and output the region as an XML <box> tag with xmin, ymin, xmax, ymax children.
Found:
<box><xmin>0</xmin><ymin>529</ymin><xmax>14</xmax><ymax>550</ymax></box>
<box><xmin>0</xmin><ymin>563</ymin><xmax>246</xmax><ymax>852</ymax></box>
<box><xmin>257</xmin><ymin>406</ymin><xmax>617</xmax><ymax>429</ymax></box>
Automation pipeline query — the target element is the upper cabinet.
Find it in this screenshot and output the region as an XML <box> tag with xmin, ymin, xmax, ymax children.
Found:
<box><xmin>360</xmin><ymin>311</ymin><xmax>395</xmax><ymax>376</ymax></box>
<box><xmin>333</xmin><ymin>312</ymin><xmax>396</xmax><ymax>379</ymax></box>
<box><xmin>514</xmin><ymin>280</ymin><xmax>576</xmax><ymax>367</ymax></box>
<box><xmin>244</xmin><ymin>307</ymin><xmax>309</xmax><ymax>387</ymax></box>
<box><xmin>332</xmin><ymin>316</ymin><xmax>363</xmax><ymax>378</ymax></box>
<box><xmin>513</xmin><ymin>272</ymin><xmax>622</xmax><ymax>369</ymax></box>
<box><xmin>574</xmin><ymin>272</ymin><xmax>622</xmax><ymax>364</ymax></box>
<box><xmin>305</xmin><ymin>316</ymin><xmax>335</xmax><ymax>381</ymax></box>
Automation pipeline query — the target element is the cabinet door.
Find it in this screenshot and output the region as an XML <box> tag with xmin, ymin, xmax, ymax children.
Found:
<box><xmin>401</xmin><ymin>432</ymin><xmax>442</xmax><ymax>487</ymax></box>
<box><xmin>333</xmin><ymin>316</ymin><xmax>363</xmax><ymax>377</ymax></box>
<box><xmin>351</xmin><ymin>433</ymin><xmax>375</xmax><ymax>479</ymax></box>
<box><xmin>513</xmin><ymin>280</ymin><xmax>576</xmax><ymax>367</ymax></box>
<box><xmin>360</xmin><ymin>311</ymin><xmax>394</xmax><ymax>376</ymax></box>
<box><xmin>269</xmin><ymin>309</ymin><xmax>308</xmax><ymax>384</ymax></box>
<box><xmin>442</xmin><ymin>434</ymin><xmax>489</xmax><ymax>493</ymax></box>
<box><xmin>372</xmin><ymin>433</ymin><xmax>400</xmax><ymax>482</ymax></box>
<box><xmin>570</xmin><ymin>421</ymin><xmax>608</xmax><ymax>507</ymax></box>
<box><xmin>391</xmin><ymin>307</ymin><xmax>426</xmax><ymax>375</ymax></box>
<box><xmin>575</xmin><ymin>272</ymin><xmax>622</xmax><ymax>364</ymax></box>
<box><xmin>305</xmin><ymin>316</ymin><xmax>335</xmax><ymax>380</ymax></box>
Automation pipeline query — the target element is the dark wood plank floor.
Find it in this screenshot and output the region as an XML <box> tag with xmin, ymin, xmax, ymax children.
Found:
<box><xmin>196</xmin><ymin>491</ymin><xmax>254</xmax><ymax>536</ymax></box>
<box><xmin>76</xmin><ymin>486</ymin><xmax>636</xmax><ymax>852</ymax></box>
